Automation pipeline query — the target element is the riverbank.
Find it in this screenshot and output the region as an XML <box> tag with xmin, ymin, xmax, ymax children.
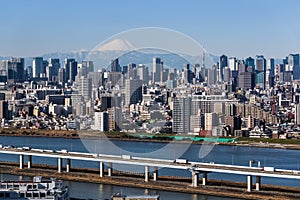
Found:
<box><xmin>1</xmin><ymin>128</ymin><xmax>300</xmax><ymax>150</ymax></box>
<box><xmin>0</xmin><ymin>162</ymin><xmax>299</xmax><ymax>200</ymax></box>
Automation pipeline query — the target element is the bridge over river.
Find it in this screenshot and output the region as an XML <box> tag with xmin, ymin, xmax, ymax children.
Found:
<box><xmin>0</xmin><ymin>147</ymin><xmax>300</xmax><ymax>192</ymax></box>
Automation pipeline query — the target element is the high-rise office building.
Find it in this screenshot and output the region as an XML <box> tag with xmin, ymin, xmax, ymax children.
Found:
<box><xmin>46</xmin><ymin>66</ymin><xmax>53</xmax><ymax>82</ymax></box>
<box><xmin>219</xmin><ymin>55</ymin><xmax>228</xmax><ymax>82</ymax></box>
<box><xmin>238</xmin><ymin>72</ymin><xmax>255</xmax><ymax>90</ymax></box>
<box><xmin>172</xmin><ymin>97</ymin><xmax>191</xmax><ymax>133</ymax></box>
<box><xmin>125</xmin><ymin>79</ymin><xmax>143</xmax><ymax>106</ymax></box>
<box><xmin>69</xmin><ymin>60</ymin><xmax>78</xmax><ymax>83</ymax></box>
<box><xmin>204</xmin><ymin>112</ymin><xmax>219</xmax><ymax>131</ymax></box>
<box><xmin>265</xmin><ymin>69</ymin><xmax>274</xmax><ymax>89</ymax></box>
<box><xmin>88</xmin><ymin>72</ymin><xmax>103</xmax><ymax>87</ymax></box>
<box><xmin>288</xmin><ymin>54</ymin><xmax>300</xmax><ymax>80</ymax></box>
<box><xmin>32</xmin><ymin>57</ymin><xmax>43</xmax><ymax>78</ymax></box>
<box><xmin>0</xmin><ymin>61</ymin><xmax>8</xmax><ymax>82</ymax></box>
<box><xmin>109</xmin><ymin>71</ymin><xmax>123</xmax><ymax>86</ymax></box>
<box><xmin>223</xmin><ymin>67</ymin><xmax>231</xmax><ymax>83</ymax></box>
<box><xmin>295</xmin><ymin>104</ymin><xmax>300</xmax><ymax>126</ymax></box>
<box><xmin>267</xmin><ymin>58</ymin><xmax>275</xmax><ymax>76</ymax></box>
<box><xmin>255</xmin><ymin>72</ymin><xmax>265</xmax><ymax>89</ymax></box>
<box><xmin>228</xmin><ymin>57</ymin><xmax>237</xmax><ymax>71</ymax></box>
<box><xmin>107</xmin><ymin>107</ymin><xmax>122</xmax><ymax>131</ymax></box>
<box><xmin>128</xmin><ymin>63</ymin><xmax>137</xmax><ymax>79</ymax></box>
<box><xmin>58</xmin><ymin>68</ymin><xmax>65</xmax><ymax>86</ymax></box>
<box><xmin>64</xmin><ymin>58</ymin><xmax>77</xmax><ymax>83</ymax></box>
<box><xmin>207</xmin><ymin>65</ymin><xmax>217</xmax><ymax>85</ymax></box>
<box><xmin>7</xmin><ymin>58</ymin><xmax>25</xmax><ymax>83</ymax></box>
<box><xmin>255</xmin><ymin>55</ymin><xmax>266</xmax><ymax>72</ymax></box>
<box><xmin>77</xmin><ymin>76</ymin><xmax>92</xmax><ymax>100</ymax></box>
<box><xmin>82</xmin><ymin>61</ymin><xmax>94</xmax><ymax>74</ymax></box>
<box><xmin>183</xmin><ymin>64</ymin><xmax>192</xmax><ymax>84</ymax></box>
<box><xmin>245</xmin><ymin>57</ymin><xmax>255</xmax><ymax>69</ymax></box>
<box><xmin>288</xmin><ymin>54</ymin><xmax>300</xmax><ymax>70</ymax></box>
<box><xmin>152</xmin><ymin>57</ymin><xmax>163</xmax><ymax>83</ymax></box>
<box><xmin>94</xmin><ymin>111</ymin><xmax>109</xmax><ymax>131</ymax></box>
<box><xmin>48</xmin><ymin>58</ymin><xmax>60</xmax><ymax>79</ymax></box>
<box><xmin>111</xmin><ymin>58</ymin><xmax>121</xmax><ymax>72</ymax></box>
<box><xmin>137</xmin><ymin>64</ymin><xmax>149</xmax><ymax>84</ymax></box>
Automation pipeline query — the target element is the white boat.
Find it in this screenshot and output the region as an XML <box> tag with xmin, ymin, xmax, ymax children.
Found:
<box><xmin>0</xmin><ymin>176</ymin><xmax>69</xmax><ymax>200</ymax></box>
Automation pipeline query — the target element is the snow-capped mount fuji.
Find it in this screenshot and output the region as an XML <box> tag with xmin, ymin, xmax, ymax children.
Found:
<box><xmin>0</xmin><ymin>38</ymin><xmax>219</xmax><ymax>70</ymax></box>
<box><xmin>95</xmin><ymin>39</ymin><xmax>135</xmax><ymax>52</ymax></box>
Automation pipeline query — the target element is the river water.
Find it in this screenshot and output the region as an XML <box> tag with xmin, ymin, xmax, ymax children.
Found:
<box><xmin>0</xmin><ymin>136</ymin><xmax>299</xmax><ymax>199</ymax></box>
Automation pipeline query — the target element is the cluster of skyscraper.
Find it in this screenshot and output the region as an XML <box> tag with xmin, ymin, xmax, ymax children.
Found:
<box><xmin>204</xmin><ymin>54</ymin><xmax>300</xmax><ymax>92</ymax></box>
<box><xmin>0</xmin><ymin>52</ymin><xmax>300</xmax><ymax>136</ymax></box>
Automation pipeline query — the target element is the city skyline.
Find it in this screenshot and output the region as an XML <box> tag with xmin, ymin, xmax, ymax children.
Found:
<box><xmin>0</xmin><ymin>0</ymin><xmax>300</xmax><ymax>58</ymax></box>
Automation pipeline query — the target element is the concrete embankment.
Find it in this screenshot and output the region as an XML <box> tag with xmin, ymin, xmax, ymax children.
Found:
<box><xmin>0</xmin><ymin>162</ymin><xmax>300</xmax><ymax>200</ymax></box>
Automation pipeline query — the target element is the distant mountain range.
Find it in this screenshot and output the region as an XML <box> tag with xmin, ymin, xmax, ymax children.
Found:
<box><xmin>0</xmin><ymin>39</ymin><xmax>284</xmax><ymax>71</ymax></box>
<box><xmin>0</xmin><ymin>50</ymin><xmax>218</xmax><ymax>71</ymax></box>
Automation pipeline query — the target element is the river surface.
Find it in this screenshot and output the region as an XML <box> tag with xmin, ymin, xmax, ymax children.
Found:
<box><xmin>0</xmin><ymin>136</ymin><xmax>299</xmax><ymax>199</ymax></box>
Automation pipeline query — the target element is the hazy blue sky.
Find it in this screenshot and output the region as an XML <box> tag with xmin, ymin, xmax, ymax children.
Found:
<box><xmin>0</xmin><ymin>0</ymin><xmax>299</xmax><ymax>58</ymax></box>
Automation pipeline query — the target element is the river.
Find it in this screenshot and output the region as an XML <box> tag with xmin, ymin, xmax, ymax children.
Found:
<box><xmin>0</xmin><ymin>136</ymin><xmax>299</xmax><ymax>199</ymax></box>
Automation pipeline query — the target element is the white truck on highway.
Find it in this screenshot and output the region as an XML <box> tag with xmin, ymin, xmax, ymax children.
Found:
<box><xmin>174</xmin><ymin>159</ymin><xmax>189</xmax><ymax>164</ymax></box>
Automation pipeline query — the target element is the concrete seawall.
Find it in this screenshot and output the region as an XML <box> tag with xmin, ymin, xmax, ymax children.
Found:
<box><xmin>0</xmin><ymin>162</ymin><xmax>299</xmax><ymax>200</ymax></box>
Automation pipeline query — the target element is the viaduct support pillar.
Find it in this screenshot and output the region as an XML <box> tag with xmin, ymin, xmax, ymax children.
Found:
<box><xmin>99</xmin><ymin>161</ymin><xmax>104</xmax><ymax>177</ymax></box>
<box><xmin>27</xmin><ymin>155</ymin><xmax>32</xmax><ymax>169</ymax></box>
<box><xmin>58</xmin><ymin>158</ymin><xmax>62</xmax><ymax>173</ymax></box>
<box><xmin>202</xmin><ymin>172</ymin><xmax>208</xmax><ymax>186</ymax></box>
<box><xmin>19</xmin><ymin>155</ymin><xmax>24</xmax><ymax>169</ymax></box>
<box><xmin>108</xmin><ymin>162</ymin><xmax>112</xmax><ymax>176</ymax></box>
<box><xmin>247</xmin><ymin>175</ymin><xmax>252</xmax><ymax>192</ymax></box>
<box><xmin>255</xmin><ymin>176</ymin><xmax>261</xmax><ymax>191</ymax></box>
<box><xmin>153</xmin><ymin>166</ymin><xmax>158</xmax><ymax>181</ymax></box>
<box><xmin>191</xmin><ymin>171</ymin><xmax>199</xmax><ymax>187</ymax></box>
<box><xmin>66</xmin><ymin>159</ymin><xmax>71</xmax><ymax>172</ymax></box>
<box><xmin>145</xmin><ymin>166</ymin><xmax>149</xmax><ymax>182</ymax></box>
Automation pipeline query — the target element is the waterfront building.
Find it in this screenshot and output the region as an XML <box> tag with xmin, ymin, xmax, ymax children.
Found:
<box><xmin>190</xmin><ymin>113</ymin><xmax>204</xmax><ymax>133</ymax></box>
<box><xmin>172</xmin><ymin>96</ymin><xmax>191</xmax><ymax>133</ymax></box>
<box><xmin>0</xmin><ymin>176</ymin><xmax>69</xmax><ymax>200</ymax></box>
<box><xmin>108</xmin><ymin>107</ymin><xmax>122</xmax><ymax>131</ymax></box>
<box><xmin>295</xmin><ymin>103</ymin><xmax>300</xmax><ymax>126</ymax></box>
<box><xmin>94</xmin><ymin>111</ymin><xmax>109</xmax><ymax>131</ymax></box>
<box><xmin>204</xmin><ymin>112</ymin><xmax>219</xmax><ymax>131</ymax></box>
